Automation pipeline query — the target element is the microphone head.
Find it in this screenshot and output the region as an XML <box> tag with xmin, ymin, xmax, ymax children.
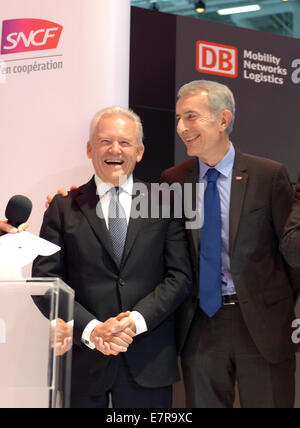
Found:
<box><xmin>5</xmin><ymin>195</ymin><xmax>32</xmax><ymax>228</ymax></box>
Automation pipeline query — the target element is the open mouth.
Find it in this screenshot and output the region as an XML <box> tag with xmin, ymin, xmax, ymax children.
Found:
<box><xmin>185</xmin><ymin>135</ymin><xmax>200</xmax><ymax>143</ymax></box>
<box><xmin>105</xmin><ymin>160</ymin><xmax>124</xmax><ymax>166</ymax></box>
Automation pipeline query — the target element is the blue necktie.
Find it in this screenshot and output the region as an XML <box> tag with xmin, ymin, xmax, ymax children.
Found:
<box><xmin>108</xmin><ymin>187</ymin><xmax>127</xmax><ymax>267</ymax></box>
<box><xmin>199</xmin><ymin>168</ymin><xmax>222</xmax><ymax>317</ymax></box>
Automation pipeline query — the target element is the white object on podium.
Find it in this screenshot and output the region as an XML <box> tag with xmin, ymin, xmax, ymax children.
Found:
<box><xmin>0</xmin><ymin>231</ymin><xmax>60</xmax><ymax>279</ymax></box>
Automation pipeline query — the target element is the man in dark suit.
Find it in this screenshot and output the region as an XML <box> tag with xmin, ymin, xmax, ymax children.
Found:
<box><xmin>280</xmin><ymin>175</ymin><xmax>300</xmax><ymax>268</ymax></box>
<box><xmin>161</xmin><ymin>80</ymin><xmax>300</xmax><ymax>408</ymax></box>
<box><xmin>32</xmin><ymin>106</ymin><xmax>192</xmax><ymax>408</ymax></box>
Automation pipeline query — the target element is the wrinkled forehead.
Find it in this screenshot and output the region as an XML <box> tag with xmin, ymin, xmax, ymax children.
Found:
<box><xmin>94</xmin><ymin>113</ymin><xmax>138</xmax><ymax>138</ymax></box>
<box><xmin>96</xmin><ymin>113</ymin><xmax>133</xmax><ymax>128</ymax></box>
<box><xmin>176</xmin><ymin>90</ymin><xmax>211</xmax><ymax>114</ymax></box>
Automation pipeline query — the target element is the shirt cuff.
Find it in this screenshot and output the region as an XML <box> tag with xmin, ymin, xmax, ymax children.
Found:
<box><xmin>130</xmin><ymin>311</ymin><xmax>148</xmax><ymax>336</ymax></box>
<box><xmin>81</xmin><ymin>319</ymin><xmax>102</xmax><ymax>349</ymax></box>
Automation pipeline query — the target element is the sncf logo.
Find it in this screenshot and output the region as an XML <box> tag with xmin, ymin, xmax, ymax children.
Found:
<box><xmin>196</xmin><ymin>41</ymin><xmax>238</xmax><ymax>78</ymax></box>
<box><xmin>1</xmin><ymin>18</ymin><xmax>63</xmax><ymax>55</ymax></box>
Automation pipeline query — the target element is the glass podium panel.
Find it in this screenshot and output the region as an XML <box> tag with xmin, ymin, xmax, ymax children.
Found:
<box><xmin>0</xmin><ymin>278</ymin><xmax>74</xmax><ymax>408</ymax></box>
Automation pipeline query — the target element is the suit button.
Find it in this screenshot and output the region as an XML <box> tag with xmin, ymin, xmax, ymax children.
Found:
<box><xmin>119</xmin><ymin>279</ymin><xmax>126</xmax><ymax>287</ymax></box>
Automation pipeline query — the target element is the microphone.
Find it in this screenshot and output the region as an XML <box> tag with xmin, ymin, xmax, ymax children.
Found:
<box><xmin>5</xmin><ymin>195</ymin><xmax>32</xmax><ymax>228</ymax></box>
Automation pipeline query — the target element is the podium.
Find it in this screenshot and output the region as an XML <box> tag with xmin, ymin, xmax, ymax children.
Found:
<box><xmin>0</xmin><ymin>278</ymin><xmax>74</xmax><ymax>408</ymax></box>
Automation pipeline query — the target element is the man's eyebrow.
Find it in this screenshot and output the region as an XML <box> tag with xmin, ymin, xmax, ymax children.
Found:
<box><xmin>176</xmin><ymin>110</ymin><xmax>198</xmax><ymax>118</ymax></box>
<box><xmin>95</xmin><ymin>134</ymin><xmax>109</xmax><ymax>139</ymax></box>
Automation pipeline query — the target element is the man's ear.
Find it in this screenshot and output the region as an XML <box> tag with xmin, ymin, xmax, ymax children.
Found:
<box><xmin>136</xmin><ymin>144</ymin><xmax>145</xmax><ymax>163</ymax></box>
<box><xmin>219</xmin><ymin>109</ymin><xmax>232</xmax><ymax>133</ymax></box>
<box><xmin>87</xmin><ymin>141</ymin><xmax>92</xmax><ymax>158</ymax></box>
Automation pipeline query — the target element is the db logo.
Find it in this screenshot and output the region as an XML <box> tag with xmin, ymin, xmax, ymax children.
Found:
<box><xmin>1</xmin><ymin>18</ymin><xmax>63</xmax><ymax>55</ymax></box>
<box><xmin>196</xmin><ymin>41</ymin><xmax>238</xmax><ymax>78</ymax></box>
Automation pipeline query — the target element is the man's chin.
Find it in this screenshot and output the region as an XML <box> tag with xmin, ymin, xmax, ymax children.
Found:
<box><xmin>110</xmin><ymin>173</ymin><xmax>129</xmax><ymax>186</ymax></box>
<box><xmin>187</xmin><ymin>148</ymin><xmax>198</xmax><ymax>158</ymax></box>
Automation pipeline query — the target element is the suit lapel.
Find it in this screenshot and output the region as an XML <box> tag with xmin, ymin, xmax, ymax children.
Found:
<box><xmin>229</xmin><ymin>150</ymin><xmax>248</xmax><ymax>257</ymax></box>
<box><xmin>74</xmin><ymin>177</ymin><xmax>117</xmax><ymax>264</ymax></box>
<box><xmin>121</xmin><ymin>180</ymin><xmax>150</xmax><ymax>268</ymax></box>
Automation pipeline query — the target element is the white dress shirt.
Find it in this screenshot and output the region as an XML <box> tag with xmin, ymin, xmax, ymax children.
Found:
<box><xmin>81</xmin><ymin>174</ymin><xmax>148</xmax><ymax>349</ymax></box>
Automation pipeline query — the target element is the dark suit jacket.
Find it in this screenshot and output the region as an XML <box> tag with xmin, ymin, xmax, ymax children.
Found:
<box><xmin>32</xmin><ymin>177</ymin><xmax>192</xmax><ymax>396</ymax></box>
<box><xmin>161</xmin><ymin>149</ymin><xmax>300</xmax><ymax>364</ymax></box>
<box><xmin>280</xmin><ymin>176</ymin><xmax>300</xmax><ymax>268</ymax></box>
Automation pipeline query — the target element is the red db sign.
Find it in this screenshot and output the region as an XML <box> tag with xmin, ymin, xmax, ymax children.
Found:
<box><xmin>196</xmin><ymin>41</ymin><xmax>238</xmax><ymax>78</ymax></box>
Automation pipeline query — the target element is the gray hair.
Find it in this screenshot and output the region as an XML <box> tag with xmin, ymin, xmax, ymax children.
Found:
<box><xmin>89</xmin><ymin>106</ymin><xmax>144</xmax><ymax>147</ymax></box>
<box><xmin>178</xmin><ymin>80</ymin><xmax>235</xmax><ymax>135</ymax></box>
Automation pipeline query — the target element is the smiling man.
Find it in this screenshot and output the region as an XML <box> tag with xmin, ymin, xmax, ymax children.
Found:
<box><xmin>32</xmin><ymin>106</ymin><xmax>192</xmax><ymax>408</ymax></box>
<box><xmin>87</xmin><ymin>108</ymin><xmax>144</xmax><ymax>187</ymax></box>
<box><xmin>161</xmin><ymin>80</ymin><xmax>300</xmax><ymax>408</ymax></box>
<box><xmin>175</xmin><ymin>85</ymin><xmax>232</xmax><ymax>165</ymax></box>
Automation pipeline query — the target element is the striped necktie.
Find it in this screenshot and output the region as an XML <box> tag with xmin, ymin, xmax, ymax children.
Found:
<box><xmin>108</xmin><ymin>187</ymin><xmax>127</xmax><ymax>267</ymax></box>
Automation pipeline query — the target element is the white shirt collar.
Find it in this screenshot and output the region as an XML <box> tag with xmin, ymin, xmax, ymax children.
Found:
<box><xmin>198</xmin><ymin>142</ymin><xmax>235</xmax><ymax>180</ymax></box>
<box><xmin>94</xmin><ymin>174</ymin><xmax>134</xmax><ymax>198</ymax></box>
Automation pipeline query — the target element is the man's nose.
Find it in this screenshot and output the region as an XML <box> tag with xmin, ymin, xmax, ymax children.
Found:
<box><xmin>177</xmin><ymin>118</ymin><xmax>187</xmax><ymax>135</ymax></box>
<box><xmin>109</xmin><ymin>141</ymin><xmax>122</xmax><ymax>153</ymax></box>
